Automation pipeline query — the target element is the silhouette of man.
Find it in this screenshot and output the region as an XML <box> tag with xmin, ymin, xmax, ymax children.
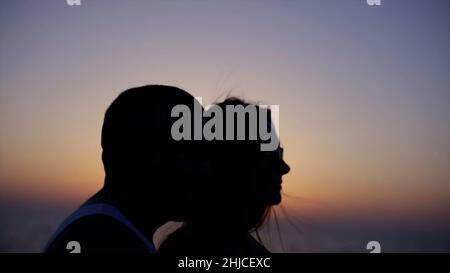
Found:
<box><xmin>44</xmin><ymin>85</ymin><xmax>209</xmax><ymax>253</ymax></box>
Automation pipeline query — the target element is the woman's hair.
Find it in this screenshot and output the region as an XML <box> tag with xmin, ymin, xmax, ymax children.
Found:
<box><xmin>209</xmin><ymin>97</ymin><xmax>274</xmax><ymax>231</ymax></box>
<box><xmin>159</xmin><ymin>97</ymin><xmax>276</xmax><ymax>252</ymax></box>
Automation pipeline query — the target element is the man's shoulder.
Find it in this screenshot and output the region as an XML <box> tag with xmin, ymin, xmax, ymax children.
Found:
<box><xmin>45</xmin><ymin>214</ymin><xmax>149</xmax><ymax>253</ymax></box>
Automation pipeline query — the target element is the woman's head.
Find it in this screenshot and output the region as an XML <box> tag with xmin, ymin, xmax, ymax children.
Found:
<box><xmin>159</xmin><ymin>97</ymin><xmax>291</xmax><ymax>254</ymax></box>
<box><xmin>204</xmin><ymin>97</ymin><xmax>290</xmax><ymax>231</ymax></box>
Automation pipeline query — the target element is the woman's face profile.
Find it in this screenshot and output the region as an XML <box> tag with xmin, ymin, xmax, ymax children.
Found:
<box><xmin>254</xmin><ymin>117</ymin><xmax>290</xmax><ymax>206</ymax></box>
<box><xmin>256</xmin><ymin>146</ymin><xmax>290</xmax><ymax>205</ymax></box>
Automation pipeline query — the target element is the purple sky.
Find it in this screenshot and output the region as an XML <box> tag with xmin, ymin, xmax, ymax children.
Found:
<box><xmin>0</xmin><ymin>0</ymin><xmax>449</xmax><ymax>252</ymax></box>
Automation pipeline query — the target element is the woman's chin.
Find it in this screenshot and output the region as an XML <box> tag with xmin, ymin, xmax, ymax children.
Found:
<box><xmin>268</xmin><ymin>193</ymin><xmax>282</xmax><ymax>205</ymax></box>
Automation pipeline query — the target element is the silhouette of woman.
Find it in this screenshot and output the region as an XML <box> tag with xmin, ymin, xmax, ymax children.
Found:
<box><xmin>159</xmin><ymin>98</ymin><xmax>290</xmax><ymax>254</ymax></box>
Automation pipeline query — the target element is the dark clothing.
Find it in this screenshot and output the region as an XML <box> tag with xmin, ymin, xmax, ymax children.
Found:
<box><xmin>159</xmin><ymin>223</ymin><xmax>270</xmax><ymax>255</ymax></box>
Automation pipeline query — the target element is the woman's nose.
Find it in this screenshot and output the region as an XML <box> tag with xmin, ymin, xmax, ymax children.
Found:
<box><xmin>280</xmin><ymin>160</ymin><xmax>290</xmax><ymax>175</ymax></box>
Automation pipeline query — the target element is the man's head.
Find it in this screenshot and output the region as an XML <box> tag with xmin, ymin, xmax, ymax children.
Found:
<box><xmin>101</xmin><ymin>85</ymin><xmax>209</xmax><ymax>222</ymax></box>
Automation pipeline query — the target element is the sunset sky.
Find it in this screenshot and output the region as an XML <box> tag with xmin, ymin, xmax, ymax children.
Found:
<box><xmin>0</xmin><ymin>0</ymin><xmax>449</xmax><ymax>251</ymax></box>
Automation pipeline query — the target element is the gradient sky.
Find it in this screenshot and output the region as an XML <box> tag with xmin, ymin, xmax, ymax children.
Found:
<box><xmin>1</xmin><ymin>0</ymin><xmax>449</xmax><ymax>231</ymax></box>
